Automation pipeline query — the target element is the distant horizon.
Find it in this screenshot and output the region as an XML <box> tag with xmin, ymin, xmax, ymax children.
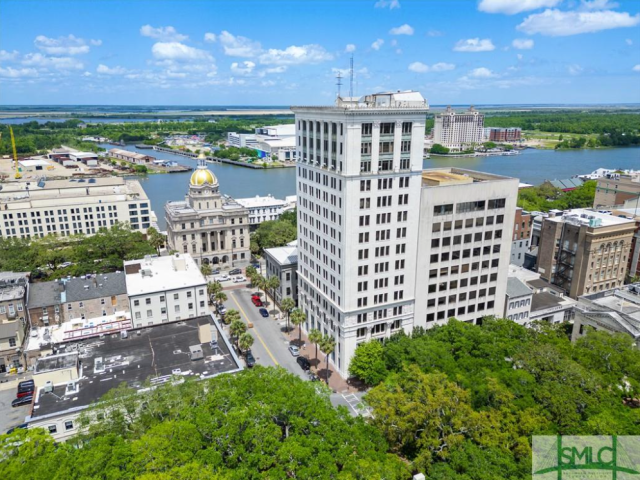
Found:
<box><xmin>1</xmin><ymin>1</ymin><xmax>639</xmax><ymax>105</ymax></box>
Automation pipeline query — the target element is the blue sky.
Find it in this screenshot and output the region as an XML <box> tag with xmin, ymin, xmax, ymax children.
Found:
<box><xmin>1</xmin><ymin>0</ymin><xmax>639</xmax><ymax>105</ymax></box>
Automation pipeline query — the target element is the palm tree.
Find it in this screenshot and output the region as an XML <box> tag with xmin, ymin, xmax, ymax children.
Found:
<box><xmin>245</xmin><ymin>265</ymin><xmax>257</xmax><ymax>279</ymax></box>
<box><xmin>207</xmin><ymin>281</ymin><xmax>222</xmax><ymax>297</ymax></box>
<box><xmin>229</xmin><ymin>319</ymin><xmax>247</xmax><ymax>348</ymax></box>
<box><xmin>146</xmin><ymin>227</ymin><xmax>165</xmax><ymax>254</ymax></box>
<box><xmin>214</xmin><ymin>291</ymin><xmax>227</xmax><ymax>306</ymax></box>
<box><xmin>280</xmin><ymin>297</ymin><xmax>295</xmax><ymax>333</ymax></box>
<box><xmin>308</xmin><ymin>328</ymin><xmax>322</xmax><ymax>366</ymax></box>
<box><xmin>238</xmin><ymin>332</ymin><xmax>254</xmax><ymax>353</ymax></box>
<box><xmin>267</xmin><ymin>275</ymin><xmax>280</xmax><ymax>307</ymax></box>
<box><xmin>319</xmin><ymin>335</ymin><xmax>336</xmax><ymax>385</ymax></box>
<box><xmin>290</xmin><ymin>309</ymin><xmax>306</xmax><ymax>344</ymax></box>
<box><xmin>223</xmin><ymin>309</ymin><xmax>240</xmax><ymax>326</ymax></box>
<box><xmin>200</xmin><ymin>263</ymin><xmax>212</xmax><ymax>277</ymax></box>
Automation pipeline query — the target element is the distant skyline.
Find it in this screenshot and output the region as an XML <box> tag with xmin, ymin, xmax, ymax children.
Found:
<box><xmin>1</xmin><ymin>0</ymin><xmax>639</xmax><ymax>105</ymax></box>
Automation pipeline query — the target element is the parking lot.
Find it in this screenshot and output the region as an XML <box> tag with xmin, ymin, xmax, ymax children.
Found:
<box><xmin>0</xmin><ymin>377</ymin><xmax>32</xmax><ymax>434</ymax></box>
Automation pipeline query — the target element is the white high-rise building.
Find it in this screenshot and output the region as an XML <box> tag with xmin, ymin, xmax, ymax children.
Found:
<box><xmin>433</xmin><ymin>106</ymin><xmax>484</xmax><ymax>151</ymax></box>
<box><xmin>292</xmin><ymin>91</ymin><xmax>429</xmax><ymax>376</ymax></box>
<box><xmin>293</xmin><ymin>92</ymin><xmax>519</xmax><ymax>377</ymax></box>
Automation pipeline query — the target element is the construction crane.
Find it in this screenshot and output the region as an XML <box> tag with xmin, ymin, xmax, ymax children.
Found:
<box><xmin>9</xmin><ymin>126</ymin><xmax>21</xmax><ymax>179</ymax></box>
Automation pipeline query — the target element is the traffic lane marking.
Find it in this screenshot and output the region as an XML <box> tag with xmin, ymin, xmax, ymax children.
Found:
<box><xmin>229</xmin><ymin>291</ymin><xmax>279</xmax><ymax>366</ymax></box>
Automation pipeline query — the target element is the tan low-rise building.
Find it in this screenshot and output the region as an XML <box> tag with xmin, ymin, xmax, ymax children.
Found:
<box><xmin>165</xmin><ymin>154</ymin><xmax>250</xmax><ymax>267</ymax></box>
<box><xmin>536</xmin><ymin>209</ymin><xmax>636</xmax><ymax>298</ymax></box>
<box><xmin>594</xmin><ymin>172</ymin><xmax>640</xmax><ymax>208</ymax></box>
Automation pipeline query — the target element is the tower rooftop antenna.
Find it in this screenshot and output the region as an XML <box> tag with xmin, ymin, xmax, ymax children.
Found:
<box><xmin>349</xmin><ymin>55</ymin><xmax>354</xmax><ymax>99</ymax></box>
<box><xmin>336</xmin><ymin>71</ymin><xmax>343</xmax><ymax>98</ymax></box>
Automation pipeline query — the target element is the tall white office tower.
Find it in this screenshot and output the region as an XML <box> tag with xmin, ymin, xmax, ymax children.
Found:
<box><xmin>292</xmin><ymin>91</ymin><xmax>429</xmax><ymax>376</ymax></box>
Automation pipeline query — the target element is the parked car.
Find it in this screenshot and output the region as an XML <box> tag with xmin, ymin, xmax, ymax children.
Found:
<box><xmin>11</xmin><ymin>396</ymin><xmax>33</xmax><ymax>408</ymax></box>
<box><xmin>57</xmin><ymin>262</ymin><xmax>72</xmax><ymax>269</ymax></box>
<box><xmin>259</xmin><ymin>308</ymin><xmax>269</xmax><ymax>318</ymax></box>
<box><xmin>216</xmin><ymin>275</ymin><xmax>230</xmax><ymax>282</ymax></box>
<box><xmin>5</xmin><ymin>423</ymin><xmax>28</xmax><ymax>435</ymax></box>
<box><xmin>288</xmin><ymin>345</ymin><xmax>300</xmax><ymax>357</ymax></box>
<box><xmin>245</xmin><ymin>350</ymin><xmax>256</xmax><ymax>368</ymax></box>
<box><xmin>250</xmin><ymin>262</ymin><xmax>260</xmax><ymax>270</ymax></box>
<box><xmin>217</xmin><ymin>305</ymin><xmax>227</xmax><ymax>315</ymax></box>
<box><xmin>296</xmin><ymin>356</ymin><xmax>311</xmax><ymax>371</ymax></box>
<box><xmin>229</xmin><ymin>268</ymin><xmax>242</xmax><ymax>275</ymax></box>
<box><xmin>212</xmin><ymin>268</ymin><xmax>220</xmax><ymax>275</ymax></box>
<box><xmin>233</xmin><ymin>276</ymin><xmax>246</xmax><ymax>283</ymax></box>
<box><xmin>17</xmin><ymin>380</ymin><xmax>34</xmax><ymax>398</ymax></box>
<box><xmin>251</xmin><ymin>296</ymin><xmax>263</xmax><ymax>307</ymax></box>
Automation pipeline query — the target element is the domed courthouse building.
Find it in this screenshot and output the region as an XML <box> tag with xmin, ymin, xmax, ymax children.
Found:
<box><xmin>165</xmin><ymin>154</ymin><xmax>251</xmax><ymax>267</ymax></box>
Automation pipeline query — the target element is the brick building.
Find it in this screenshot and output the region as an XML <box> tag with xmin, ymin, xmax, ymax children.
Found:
<box><xmin>510</xmin><ymin>208</ymin><xmax>532</xmax><ymax>266</ymax></box>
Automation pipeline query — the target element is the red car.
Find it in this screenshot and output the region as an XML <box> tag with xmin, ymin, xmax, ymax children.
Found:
<box><xmin>251</xmin><ymin>296</ymin><xmax>263</xmax><ymax>307</ymax></box>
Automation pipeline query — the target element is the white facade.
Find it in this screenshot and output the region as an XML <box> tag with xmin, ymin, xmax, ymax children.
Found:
<box><xmin>433</xmin><ymin>106</ymin><xmax>484</xmax><ymax>151</ymax></box>
<box><xmin>414</xmin><ymin>169</ymin><xmax>518</xmax><ymax>328</ymax></box>
<box><xmin>293</xmin><ymin>91</ymin><xmax>429</xmax><ymax>376</ymax></box>
<box><xmin>235</xmin><ymin>195</ymin><xmax>288</xmax><ymax>226</ymax></box>
<box><xmin>0</xmin><ymin>177</ymin><xmax>153</xmax><ymax>239</ymax></box>
<box><xmin>124</xmin><ymin>254</ymin><xmax>208</xmax><ymax>327</ymax></box>
<box><xmin>227</xmin><ymin>132</ymin><xmax>257</xmax><ymax>148</ymax></box>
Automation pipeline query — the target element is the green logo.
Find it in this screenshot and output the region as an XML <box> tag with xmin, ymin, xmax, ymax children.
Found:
<box><xmin>533</xmin><ymin>436</ymin><xmax>640</xmax><ymax>479</ymax></box>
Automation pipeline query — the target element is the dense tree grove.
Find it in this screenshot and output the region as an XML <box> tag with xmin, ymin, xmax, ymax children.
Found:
<box><xmin>517</xmin><ymin>180</ymin><xmax>596</xmax><ymax>212</ymax></box>
<box><xmin>0</xmin><ymin>368</ymin><xmax>409</xmax><ymax>480</ymax></box>
<box><xmin>0</xmin><ymin>117</ymin><xmax>294</xmax><ymax>155</ymax></box>
<box><xmin>349</xmin><ymin>319</ymin><xmax>640</xmax><ymax>478</ymax></box>
<box><xmin>0</xmin><ymin>223</ymin><xmax>155</xmax><ymax>281</ymax></box>
<box><xmin>250</xmin><ymin>209</ymin><xmax>297</xmax><ymax>254</ymax></box>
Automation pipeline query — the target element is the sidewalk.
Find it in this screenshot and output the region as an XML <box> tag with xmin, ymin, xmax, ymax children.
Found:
<box><xmin>259</xmin><ymin>289</ymin><xmax>364</xmax><ymax>394</ymax></box>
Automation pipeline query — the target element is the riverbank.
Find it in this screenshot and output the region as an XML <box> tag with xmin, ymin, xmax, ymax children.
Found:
<box><xmin>152</xmin><ymin>146</ymin><xmax>295</xmax><ymax>169</ymax></box>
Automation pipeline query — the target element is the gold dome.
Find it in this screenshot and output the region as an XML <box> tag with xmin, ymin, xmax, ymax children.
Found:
<box><xmin>190</xmin><ymin>167</ymin><xmax>217</xmax><ymax>186</ymax></box>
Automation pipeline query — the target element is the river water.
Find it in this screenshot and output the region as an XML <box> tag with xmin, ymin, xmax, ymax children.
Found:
<box><xmin>102</xmin><ymin>144</ymin><xmax>639</xmax><ymax>230</ymax></box>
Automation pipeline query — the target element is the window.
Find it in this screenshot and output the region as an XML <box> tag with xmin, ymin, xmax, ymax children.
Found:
<box><xmin>174</xmin><ymin>293</ymin><xmax>179</xmax><ymax>300</ymax></box>
<box><xmin>434</xmin><ymin>204</ymin><xmax>453</xmax><ymax>216</ymax></box>
<box><xmin>488</xmin><ymin>198</ymin><xmax>506</xmax><ymax>209</ymax></box>
<box><xmin>134</xmin><ymin>300</ymin><xmax>140</xmax><ymax>307</ymax></box>
<box><xmin>362</xmin><ymin>123</ymin><xmax>372</xmax><ymax>135</ymax></box>
<box><xmin>9</xmin><ymin>338</ymin><xmax>16</xmax><ymax>347</ymax></box>
<box><xmin>64</xmin><ymin>421</ymin><xmax>74</xmax><ymax>431</ymax></box>
<box><xmin>456</xmin><ymin>200</ymin><xmax>485</xmax><ymax>213</ymax></box>
<box><xmin>146</xmin><ymin>298</ymin><xmax>151</xmax><ymax>305</ymax></box>
<box><xmin>380</xmin><ymin>122</ymin><xmax>395</xmax><ymax>134</ymax></box>
<box><xmin>48</xmin><ymin>425</ymin><xmax>57</xmax><ymax>434</ymax></box>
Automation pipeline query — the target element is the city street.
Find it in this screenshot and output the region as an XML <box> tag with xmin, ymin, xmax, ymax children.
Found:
<box><xmin>222</xmin><ymin>287</ymin><xmax>309</xmax><ymax>381</ymax></box>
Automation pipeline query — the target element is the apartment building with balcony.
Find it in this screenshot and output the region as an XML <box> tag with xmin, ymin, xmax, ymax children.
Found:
<box><xmin>433</xmin><ymin>106</ymin><xmax>484</xmax><ymax>151</ymax></box>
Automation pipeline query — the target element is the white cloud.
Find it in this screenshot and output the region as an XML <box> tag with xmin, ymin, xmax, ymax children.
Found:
<box><xmin>90</xmin><ymin>39</ymin><xmax>102</xmax><ymax>46</ymax></box>
<box><xmin>345</xmin><ymin>44</ymin><xmax>356</xmax><ymax>53</ymax></box>
<box><xmin>512</xmin><ymin>38</ymin><xmax>535</xmax><ymax>49</ymax></box>
<box><xmin>469</xmin><ymin>67</ymin><xmax>498</xmax><ymax>77</ymax></box>
<box><xmin>427</xmin><ymin>30</ymin><xmax>444</xmax><ymax>37</ymax></box>
<box><xmin>390</xmin><ymin>39</ymin><xmax>398</xmax><ymax>46</ymax></box>
<box><xmin>34</xmin><ymin>34</ymin><xmax>94</xmax><ymax>55</ymax></box>
<box><xmin>453</xmin><ymin>38</ymin><xmax>495</xmax><ymax>52</ymax></box>
<box><xmin>0</xmin><ymin>66</ymin><xmax>38</xmax><ymax>78</ymax></box>
<box><xmin>374</xmin><ymin>0</ymin><xmax>400</xmax><ymax>10</ymax></box>
<box><xmin>140</xmin><ymin>25</ymin><xmax>188</xmax><ymax>42</ymax></box>
<box><xmin>371</xmin><ymin>39</ymin><xmax>385</xmax><ymax>50</ymax></box>
<box><xmin>632</xmin><ymin>64</ymin><xmax>640</xmax><ymax>72</ymax></box>
<box><xmin>626</xmin><ymin>38</ymin><xmax>633</xmax><ymax>45</ymax></box>
<box><xmin>0</xmin><ymin>50</ymin><xmax>19</xmax><ymax>61</ymax></box>
<box><xmin>22</xmin><ymin>53</ymin><xmax>83</xmax><ymax>70</ymax></box>
<box><xmin>204</xmin><ymin>32</ymin><xmax>217</xmax><ymax>43</ymax></box>
<box><xmin>408</xmin><ymin>61</ymin><xmax>429</xmax><ymax>73</ymax></box>
<box><xmin>431</xmin><ymin>62</ymin><xmax>456</xmax><ymax>71</ymax></box>
<box><xmin>230</xmin><ymin>61</ymin><xmax>256</xmax><ymax>75</ymax></box>
<box><xmin>478</xmin><ymin>0</ymin><xmax>561</xmax><ymax>15</ymax></box>
<box><xmin>259</xmin><ymin>44</ymin><xmax>333</xmax><ymax>65</ymax></box>
<box><xmin>259</xmin><ymin>66</ymin><xmax>287</xmax><ymax>76</ymax></box>
<box><xmin>517</xmin><ymin>53</ymin><xmax>524</xmax><ymax>60</ymax></box>
<box><xmin>96</xmin><ymin>64</ymin><xmax>128</xmax><ymax>75</ymax></box>
<box><xmin>408</xmin><ymin>61</ymin><xmax>455</xmax><ymax>73</ymax></box>
<box><xmin>568</xmin><ymin>64</ymin><xmax>584</xmax><ymax>75</ymax></box>
<box><xmin>389</xmin><ymin>24</ymin><xmax>414</xmax><ymax>35</ymax></box>
<box><xmin>218</xmin><ymin>31</ymin><xmax>262</xmax><ymax>57</ymax></box>
<box><xmin>151</xmin><ymin>42</ymin><xmax>213</xmax><ymax>62</ymax></box>
<box><xmin>518</xmin><ymin>9</ymin><xmax>640</xmax><ymax>36</ymax></box>
<box><xmin>579</xmin><ymin>0</ymin><xmax>619</xmax><ymax>11</ymax></box>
